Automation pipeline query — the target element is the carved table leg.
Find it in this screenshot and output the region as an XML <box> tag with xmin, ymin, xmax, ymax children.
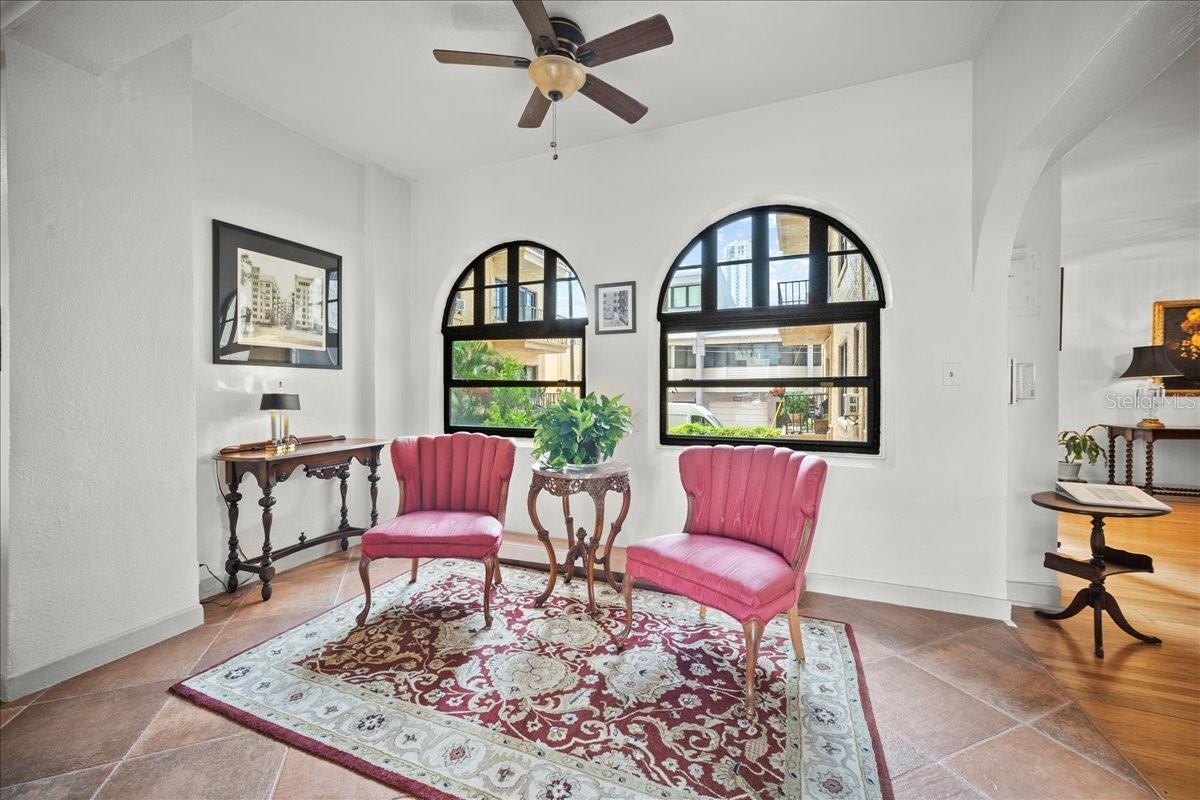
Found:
<box><xmin>585</xmin><ymin>492</ymin><xmax>607</xmax><ymax>614</ymax></box>
<box><xmin>600</xmin><ymin>487</ymin><xmax>631</xmax><ymax>592</ymax></box>
<box><xmin>530</xmin><ymin>486</ymin><xmax>558</xmax><ymax>608</ymax></box>
<box><xmin>368</xmin><ymin>457</ymin><xmax>381</xmax><ymax>528</ymax></box>
<box><xmin>258</xmin><ymin>482</ymin><xmax>277</xmax><ymax>601</ymax></box>
<box><xmin>1144</xmin><ymin>436</ymin><xmax>1155</xmax><ymax>494</ymax></box>
<box><xmin>337</xmin><ymin>464</ymin><xmax>351</xmax><ymax>550</ymax></box>
<box><xmin>1106</xmin><ymin>434</ymin><xmax>1116</xmax><ymax>484</ymax></box>
<box><xmin>223</xmin><ymin>475</ymin><xmax>242</xmax><ymax>593</ymax></box>
<box><xmin>1124</xmin><ymin>433</ymin><xmax>1133</xmax><ymax>486</ymax></box>
<box><xmin>561</xmin><ymin>495</ymin><xmax>576</xmax><ymax>585</ymax></box>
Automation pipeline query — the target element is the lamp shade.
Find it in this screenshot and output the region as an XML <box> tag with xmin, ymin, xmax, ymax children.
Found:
<box><xmin>1118</xmin><ymin>345</ymin><xmax>1183</xmax><ymax>379</ymax></box>
<box><xmin>260</xmin><ymin>392</ymin><xmax>300</xmax><ymax>411</ymax></box>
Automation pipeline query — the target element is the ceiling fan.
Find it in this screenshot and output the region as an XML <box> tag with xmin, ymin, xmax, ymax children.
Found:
<box><xmin>433</xmin><ymin>0</ymin><xmax>673</xmax><ymax>130</ymax></box>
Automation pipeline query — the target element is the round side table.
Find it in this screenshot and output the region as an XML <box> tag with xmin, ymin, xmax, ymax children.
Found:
<box><xmin>527</xmin><ymin>462</ymin><xmax>631</xmax><ymax>614</ymax></box>
<box><xmin>1030</xmin><ymin>490</ymin><xmax>1169</xmax><ymax>658</ymax></box>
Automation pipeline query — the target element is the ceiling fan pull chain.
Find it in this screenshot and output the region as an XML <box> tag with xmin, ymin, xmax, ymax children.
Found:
<box><xmin>551</xmin><ymin>101</ymin><xmax>559</xmax><ymax>161</ymax></box>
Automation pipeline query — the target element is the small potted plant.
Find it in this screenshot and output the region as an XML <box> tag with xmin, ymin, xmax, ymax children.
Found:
<box><xmin>1057</xmin><ymin>425</ymin><xmax>1106</xmax><ymax>480</ymax></box>
<box><xmin>533</xmin><ymin>392</ymin><xmax>633</xmax><ymax>472</ymax></box>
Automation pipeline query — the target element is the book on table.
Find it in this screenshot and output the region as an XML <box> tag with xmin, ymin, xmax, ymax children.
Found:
<box><xmin>1054</xmin><ymin>482</ymin><xmax>1171</xmax><ymax>512</ymax></box>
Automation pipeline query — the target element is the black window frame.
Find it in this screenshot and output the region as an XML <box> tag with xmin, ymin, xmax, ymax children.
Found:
<box><xmin>442</xmin><ymin>241</ymin><xmax>587</xmax><ymax>438</ymax></box>
<box><xmin>657</xmin><ymin>205</ymin><xmax>885</xmax><ymax>455</ymax></box>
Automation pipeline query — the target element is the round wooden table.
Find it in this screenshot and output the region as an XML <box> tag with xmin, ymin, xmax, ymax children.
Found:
<box><xmin>1030</xmin><ymin>490</ymin><xmax>1170</xmax><ymax>658</ymax></box>
<box><xmin>527</xmin><ymin>461</ymin><xmax>631</xmax><ymax>614</ymax></box>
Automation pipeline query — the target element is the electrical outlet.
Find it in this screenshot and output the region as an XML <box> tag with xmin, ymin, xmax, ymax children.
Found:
<box><xmin>942</xmin><ymin>362</ymin><xmax>962</xmax><ymax>386</ymax></box>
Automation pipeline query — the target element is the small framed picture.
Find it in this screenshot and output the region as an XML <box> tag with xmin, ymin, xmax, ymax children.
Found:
<box><xmin>212</xmin><ymin>220</ymin><xmax>342</xmax><ymax>369</ymax></box>
<box><xmin>595</xmin><ymin>281</ymin><xmax>636</xmax><ymax>335</ymax></box>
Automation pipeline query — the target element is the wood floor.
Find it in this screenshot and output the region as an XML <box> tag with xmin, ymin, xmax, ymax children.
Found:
<box><xmin>1013</xmin><ymin>495</ymin><xmax>1200</xmax><ymax>799</ymax></box>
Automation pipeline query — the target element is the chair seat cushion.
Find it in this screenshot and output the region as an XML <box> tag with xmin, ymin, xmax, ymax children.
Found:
<box><xmin>625</xmin><ymin>534</ymin><xmax>798</xmax><ymax>623</ymax></box>
<box><xmin>361</xmin><ymin>511</ymin><xmax>502</xmax><ymax>560</ymax></box>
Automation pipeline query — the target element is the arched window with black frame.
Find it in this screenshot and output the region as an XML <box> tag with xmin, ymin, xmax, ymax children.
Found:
<box><xmin>442</xmin><ymin>241</ymin><xmax>587</xmax><ymax>436</ymax></box>
<box><xmin>658</xmin><ymin>206</ymin><xmax>885</xmax><ymax>454</ymax></box>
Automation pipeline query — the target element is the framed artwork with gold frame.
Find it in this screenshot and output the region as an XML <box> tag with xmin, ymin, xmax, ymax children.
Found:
<box><xmin>1152</xmin><ymin>299</ymin><xmax>1200</xmax><ymax>396</ymax></box>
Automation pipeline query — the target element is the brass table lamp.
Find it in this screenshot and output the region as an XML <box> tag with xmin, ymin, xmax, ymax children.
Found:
<box><xmin>260</xmin><ymin>388</ymin><xmax>301</xmax><ymax>452</ymax></box>
<box><xmin>1118</xmin><ymin>345</ymin><xmax>1182</xmax><ymax>428</ymax></box>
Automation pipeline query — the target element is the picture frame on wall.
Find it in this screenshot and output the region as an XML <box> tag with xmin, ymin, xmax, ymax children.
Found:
<box><xmin>595</xmin><ymin>281</ymin><xmax>636</xmax><ymax>335</ymax></box>
<box><xmin>212</xmin><ymin>220</ymin><xmax>342</xmax><ymax>369</ymax></box>
<box><xmin>1153</xmin><ymin>298</ymin><xmax>1200</xmax><ymax>396</ymax></box>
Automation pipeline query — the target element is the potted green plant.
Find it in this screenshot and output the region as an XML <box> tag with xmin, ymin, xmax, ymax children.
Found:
<box><xmin>533</xmin><ymin>392</ymin><xmax>633</xmax><ymax>471</ymax></box>
<box><xmin>1057</xmin><ymin>425</ymin><xmax>1106</xmax><ymax>480</ymax></box>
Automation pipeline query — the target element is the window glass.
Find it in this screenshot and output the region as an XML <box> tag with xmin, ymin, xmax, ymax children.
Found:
<box><xmin>665</xmin><ymin>326</ymin><xmax>833</xmax><ymax>381</ymax></box>
<box><xmin>768</xmin><ymin>213</ymin><xmax>809</xmax><ymax>256</ymax></box>
<box><xmin>829</xmin><ymin>253</ymin><xmax>879</xmax><ymax>302</ymax></box>
<box><xmin>450</xmin><ymin>386</ymin><xmax>580</xmax><ymax>429</ymax></box>
<box><xmin>662</xmin><ymin>267</ymin><xmax>701</xmax><ymax>313</ymax></box>
<box><xmin>679</xmin><ymin>241</ymin><xmax>702</xmax><ymax>267</ymax></box>
<box><xmin>716</xmin><ymin>216</ymin><xmax>752</xmax><ymax>263</ymax></box>
<box><xmin>556</xmin><ymin>279</ymin><xmax>587</xmax><ymax>319</ymax></box>
<box><xmin>484</xmin><ymin>286</ymin><xmax>509</xmax><ymax>324</ymax></box>
<box><xmin>483</xmin><ymin>250</ymin><xmax>507</xmax><ymax>285</ymax></box>
<box><xmin>829</xmin><ymin>227</ymin><xmax>857</xmax><ymax>252</ymax></box>
<box><xmin>717</xmin><ymin>263</ymin><xmax>752</xmax><ymax>309</ymax></box>
<box><xmin>447</xmin><ymin>290</ymin><xmax>474</xmax><ymax>326</ymax></box>
<box><xmin>518</xmin><ymin>246</ymin><xmax>544</xmax><ymax>283</ymax></box>
<box><xmin>451</xmin><ymin>338</ymin><xmax>582</xmax><ymax>382</ymax></box>
<box><xmin>769</xmin><ymin>258</ymin><xmax>809</xmax><ymax>306</ymax></box>
<box><xmin>518</xmin><ymin>282</ymin><xmax>545</xmax><ymax>322</ymax></box>
<box><xmin>664</xmin><ymin>385</ymin><xmax>869</xmax><ymax>444</ymax></box>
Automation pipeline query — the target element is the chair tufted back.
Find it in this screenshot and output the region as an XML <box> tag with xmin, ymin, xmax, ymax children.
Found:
<box><xmin>679</xmin><ymin>444</ymin><xmax>828</xmax><ymax>569</ymax></box>
<box><xmin>391</xmin><ymin>433</ymin><xmax>516</xmax><ymax>520</ymax></box>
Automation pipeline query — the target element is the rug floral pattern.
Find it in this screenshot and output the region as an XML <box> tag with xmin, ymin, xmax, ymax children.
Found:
<box><xmin>175</xmin><ymin>560</ymin><xmax>889</xmax><ymax>800</ymax></box>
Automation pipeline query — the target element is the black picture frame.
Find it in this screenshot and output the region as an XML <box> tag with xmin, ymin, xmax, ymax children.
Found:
<box><xmin>595</xmin><ymin>281</ymin><xmax>637</xmax><ymax>335</ymax></box>
<box><xmin>212</xmin><ymin>220</ymin><xmax>342</xmax><ymax>369</ymax></box>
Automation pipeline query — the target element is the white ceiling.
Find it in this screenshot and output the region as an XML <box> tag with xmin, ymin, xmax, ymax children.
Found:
<box><xmin>189</xmin><ymin>0</ymin><xmax>1001</xmax><ymax>178</ymax></box>
<box><xmin>1062</xmin><ymin>43</ymin><xmax>1199</xmax><ymax>267</ymax></box>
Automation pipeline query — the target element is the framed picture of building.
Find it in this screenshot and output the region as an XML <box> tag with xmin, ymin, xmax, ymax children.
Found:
<box><xmin>1153</xmin><ymin>299</ymin><xmax>1200</xmax><ymax>396</ymax></box>
<box><xmin>213</xmin><ymin>220</ymin><xmax>342</xmax><ymax>369</ymax></box>
<box><xmin>595</xmin><ymin>281</ymin><xmax>636</xmax><ymax>334</ymax></box>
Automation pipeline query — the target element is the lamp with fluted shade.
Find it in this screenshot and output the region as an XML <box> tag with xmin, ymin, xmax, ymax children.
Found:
<box><xmin>1118</xmin><ymin>345</ymin><xmax>1183</xmax><ymax>428</ymax></box>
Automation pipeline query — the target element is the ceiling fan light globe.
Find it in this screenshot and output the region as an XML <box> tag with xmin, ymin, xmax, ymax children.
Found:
<box><xmin>528</xmin><ymin>55</ymin><xmax>585</xmax><ymax>101</ymax></box>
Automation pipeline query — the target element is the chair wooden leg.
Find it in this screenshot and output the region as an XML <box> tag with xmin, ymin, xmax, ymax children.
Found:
<box><xmin>617</xmin><ymin>577</ymin><xmax>634</xmax><ymax>649</ymax></box>
<box><xmin>494</xmin><ymin>560</ymin><xmax>504</xmax><ymax>586</ymax></box>
<box><xmin>482</xmin><ymin>555</ymin><xmax>497</xmax><ymax>629</ymax></box>
<box><xmin>409</xmin><ymin>558</ymin><xmax>419</xmax><ymax>584</ymax></box>
<box><xmin>788</xmin><ymin>602</ymin><xmax>805</xmax><ymax>661</ymax></box>
<box><xmin>742</xmin><ymin>619</ymin><xmax>762</xmax><ymax>718</ymax></box>
<box><xmin>355</xmin><ymin>556</ymin><xmax>372</xmax><ymax>627</ymax></box>
<box><xmin>698</xmin><ymin>604</ymin><xmax>708</xmax><ymax>620</ymax></box>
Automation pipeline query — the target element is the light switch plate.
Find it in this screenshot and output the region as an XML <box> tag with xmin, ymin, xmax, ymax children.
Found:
<box><xmin>942</xmin><ymin>362</ymin><xmax>962</xmax><ymax>386</ymax></box>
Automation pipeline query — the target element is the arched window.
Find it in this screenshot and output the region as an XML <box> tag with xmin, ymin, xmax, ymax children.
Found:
<box><xmin>658</xmin><ymin>206</ymin><xmax>885</xmax><ymax>454</ymax></box>
<box><xmin>442</xmin><ymin>241</ymin><xmax>587</xmax><ymax>436</ymax></box>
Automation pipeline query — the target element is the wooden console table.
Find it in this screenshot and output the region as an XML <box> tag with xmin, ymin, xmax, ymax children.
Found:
<box><xmin>527</xmin><ymin>462</ymin><xmax>631</xmax><ymax>614</ymax></box>
<box><xmin>215</xmin><ymin>437</ymin><xmax>389</xmax><ymax>600</ymax></box>
<box><xmin>1031</xmin><ymin>491</ymin><xmax>1169</xmax><ymax>658</ymax></box>
<box><xmin>1104</xmin><ymin>424</ymin><xmax>1200</xmax><ymax>497</ymax></box>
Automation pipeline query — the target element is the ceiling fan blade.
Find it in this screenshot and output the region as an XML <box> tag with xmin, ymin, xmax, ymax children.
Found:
<box><xmin>518</xmin><ymin>90</ymin><xmax>551</xmax><ymax>128</ymax></box>
<box><xmin>433</xmin><ymin>49</ymin><xmax>530</xmax><ymax>68</ymax></box>
<box><xmin>578</xmin><ymin>14</ymin><xmax>673</xmax><ymax>68</ymax></box>
<box><xmin>579</xmin><ymin>75</ymin><xmax>648</xmax><ymax>124</ymax></box>
<box><xmin>512</xmin><ymin>0</ymin><xmax>557</xmax><ymax>51</ymax></box>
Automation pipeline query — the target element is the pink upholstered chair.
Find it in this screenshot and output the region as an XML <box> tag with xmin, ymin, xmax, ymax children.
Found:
<box><xmin>356</xmin><ymin>433</ymin><xmax>516</xmax><ymax>628</ymax></box>
<box><xmin>618</xmin><ymin>444</ymin><xmax>828</xmax><ymax>715</ymax></box>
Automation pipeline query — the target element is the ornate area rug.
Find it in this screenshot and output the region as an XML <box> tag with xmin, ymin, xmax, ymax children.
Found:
<box><xmin>173</xmin><ymin>560</ymin><xmax>891</xmax><ymax>800</ymax></box>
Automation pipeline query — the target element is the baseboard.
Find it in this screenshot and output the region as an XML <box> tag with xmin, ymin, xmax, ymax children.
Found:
<box><xmin>1</xmin><ymin>604</ymin><xmax>204</xmax><ymax>702</ymax></box>
<box><xmin>804</xmin><ymin>572</ymin><xmax>1013</xmax><ymax>622</ymax></box>
<box><xmin>1007</xmin><ymin>579</ymin><xmax>1060</xmax><ymax>609</ymax></box>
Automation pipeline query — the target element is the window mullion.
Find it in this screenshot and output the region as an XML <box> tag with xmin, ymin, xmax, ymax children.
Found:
<box><xmin>545</xmin><ymin>250</ymin><xmax>557</xmax><ymax>322</ymax></box>
<box><xmin>810</xmin><ymin>218</ymin><xmax>829</xmax><ymax>305</ymax></box>
<box><xmin>472</xmin><ymin>257</ymin><xmax>484</xmax><ymax>325</ymax></box>
<box><xmin>506</xmin><ymin>244</ymin><xmax>519</xmax><ymax>323</ymax></box>
<box><xmin>752</xmin><ymin>210</ymin><xmax>769</xmax><ymax>307</ymax></box>
<box><xmin>701</xmin><ymin>228</ymin><xmax>717</xmax><ymax>313</ymax></box>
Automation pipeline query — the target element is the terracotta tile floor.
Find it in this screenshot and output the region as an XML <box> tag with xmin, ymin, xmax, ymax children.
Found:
<box><xmin>1</xmin><ymin>546</ymin><xmax>1157</xmax><ymax>799</ymax></box>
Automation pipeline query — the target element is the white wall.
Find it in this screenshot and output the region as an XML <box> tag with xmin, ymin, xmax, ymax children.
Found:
<box><xmin>404</xmin><ymin>62</ymin><xmax>1012</xmax><ymax>619</ymax></box>
<box><xmin>1005</xmin><ymin>165</ymin><xmax>1062</xmax><ymax>607</ymax></box>
<box><xmin>3</xmin><ymin>39</ymin><xmax>201</xmax><ymax>691</ymax></box>
<box><xmin>1059</xmin><ymin>45</ymin><xmax>1200</xmax><ymax>486</ymax></box>
<box><xmin>193</xmin><ymin>82</ymin><xmax>409</xmax><ymax>589</ymax></box>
